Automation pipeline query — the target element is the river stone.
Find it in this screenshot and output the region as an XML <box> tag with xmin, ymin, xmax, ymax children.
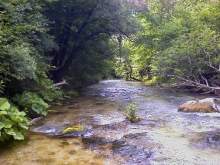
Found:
<box><xmin>178</xmin><ymin>98</ymin><xmax>219</xmax><ymax>113</ymax></box>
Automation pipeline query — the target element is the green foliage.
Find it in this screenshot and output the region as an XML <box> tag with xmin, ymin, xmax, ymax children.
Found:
<box><xmin>0</xmin><ymin>98</ymin><xmax>30</xmax><ymax>142</ymax></box>
<box><xmin>45</xmin><ymin>0</ymin><xmax>139</xmax><ymax>83</ymax></box>
<box><xmin>125</xmin><ymin>101</ymin><xmax>138</xmax><ymax>118</ymax></box>
<box><xmin>0</xmin><ymin>80</ymin><xmax>4</xmax><ymax>96</ymax></box>
<box><xmin>38</xmin><ymin>87</ymin><xmax>63</xmax><ymax>102</ymax></box>
<box><xmin>125</xmin><ymin>0</ymin><xmax>220</xmax><ymax>92</ymax></box>
<box><xmin>69</xmin><ymin>39</ymin><xmax>117</xmax><ymax>86</ymax></box>
<box><xmin>12</xmin><ymin>92</ymin><xmax>49</xmax><ymax>116</ymax></box>
<box><xmin>148</xmin><ymin>0</ymin><xmax>220</xmax><ymax>81</ymax></box>
<box><xmin>0</xmin><ymin>0</ymin><xmax>140</xmax><ymax>93</ymax></box>
<box><xmin>144</xmin><ymin>76</ymin><xmax>166</xmax><ymax>86</ymax></box>
<box><xmin>113</xmin><ymin>40</ymin><xmax>137</xmax><ymax>80</ymax></box>
<box><xmin>7</xmin><ymin>43</ymin><xmax>37</xmax><ymax>80</ymax></box>
<box><xmin>0</xmin><ymin>0</ymin><xmax>57</xmax><ymax>98</ymax></box>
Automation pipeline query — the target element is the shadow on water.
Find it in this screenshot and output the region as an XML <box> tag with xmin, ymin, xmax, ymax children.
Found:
<box><xmin>113</xmin><ymin>133</ymin><xmax>153</xmax><ymax>163</ymax></box>
<box><xmin>190</xmin><ymin>130</ymin><xmax>220</xmax><ymax>149</ymax></box>
<box><xmin>81</xmin><ymin>132</ymin><xmax>153</xmax><ymax>165</ymax></box>
<box><xmin>82</xmin><ymin>136</ymin><xmax>109</xmax><ymax>148</ymax></box>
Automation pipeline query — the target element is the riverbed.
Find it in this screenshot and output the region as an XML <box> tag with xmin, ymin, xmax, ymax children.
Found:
<box><xmin>0</xmin><ymin>80</ymin><xmax>220</xmax><ymax>165</ymax></box>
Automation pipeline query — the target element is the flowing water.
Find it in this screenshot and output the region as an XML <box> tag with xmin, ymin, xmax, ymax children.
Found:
<box><xmin>1</xmin><ymin>80</ymin><xmax>220</xmax><ymax>165</ymax></box>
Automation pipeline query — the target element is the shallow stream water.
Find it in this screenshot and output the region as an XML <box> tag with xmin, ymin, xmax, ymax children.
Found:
<box><xmin>1</xmin><ymin>80</ymin><xmax>220</xmax><ymax>165</ymax></box>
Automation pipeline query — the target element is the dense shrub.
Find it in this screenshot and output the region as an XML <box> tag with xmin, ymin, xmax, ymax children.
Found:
<box><xmin>0</xmin><ymin>98</ymin><xmax>30</xmax><ymax>142</ymax></box>
<box><xmin>12</xmin><ymin>92</ymin><xmax>49</xmax><ymax>117</ymax></box>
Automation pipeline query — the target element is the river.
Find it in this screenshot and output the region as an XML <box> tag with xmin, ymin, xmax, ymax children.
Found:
<box><xmin>0</xmin><ymin>80</ymin><xmax>220</xmax><ymax>165</ymax></box>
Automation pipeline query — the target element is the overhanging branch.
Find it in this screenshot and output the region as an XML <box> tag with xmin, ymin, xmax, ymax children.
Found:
<box><xmin>168</xmin><ymin>75</ymin><xmax>220</xmax><ymax>95</ymax></box>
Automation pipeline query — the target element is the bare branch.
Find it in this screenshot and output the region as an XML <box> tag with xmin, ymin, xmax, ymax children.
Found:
<box><xmin>168</xmin><ymin>75</ymin><xmax>220</xmax><ymax>95</ymax></box>
<box><xmin>202</xmin><ymin>61</ymin><xmax>220</xmax><ymax>73</ymax></box>
<box><xmin>200</xmin><ymin>74</ymin><xmax>209</xmax><ymax>86</ymax></box>
<box><xmin>51</xmin><ymin>79</ymin><xmax>68</xmax><ymax>87</ymax></box>
<box><xmin>19</xmin><ymin>79</ymin><xmax>68</xmax><ymax>92</ymax></box>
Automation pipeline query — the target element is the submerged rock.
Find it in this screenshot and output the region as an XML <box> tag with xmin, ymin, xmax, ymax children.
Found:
<box><xmin>31</xmin><ymin>117</ymin><xmax>43</xmax><ymax>124</ymax></box>
<box><xmin>178</xmin><ymin>98</ymin><xmax>219</xmax><ymax>113</ymax></box>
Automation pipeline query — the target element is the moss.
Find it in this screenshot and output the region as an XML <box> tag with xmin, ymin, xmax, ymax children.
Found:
<box><xmin>126</xmin><ymin>115</ymin><xmax>132</xmax><ymax>120</ymax></box>
<box><xmin>61</xmin><ymin>125</ymin><xmax>85</xmax><ymax>134</ymax></box>
<box><xmin>126</xmin><ymin>115</ymin><xmax>141</xmax><ymax>123</ymax></box>
<box><xmin>130</xmin><ymin>116</ymin><xmax>141</xmax><ymax>123</ymax></box>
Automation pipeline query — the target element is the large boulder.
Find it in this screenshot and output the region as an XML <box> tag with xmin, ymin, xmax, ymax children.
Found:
<box><xmin>178</xmin><ymin>98</ymin><xmax>219</xmax><ymax>113</ymax></box>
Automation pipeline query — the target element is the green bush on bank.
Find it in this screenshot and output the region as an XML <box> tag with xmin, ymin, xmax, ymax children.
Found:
<box><xmin>144</xmin><ymin>76</ymin><xmax>166</xmax><ymax>86</ymax></box>
<box><xmin>0</xmin><ymin>98</ymin><xmax>30</xmax><ymax>142</ymax></box>
<box><xmin>38</xmin><ymin>87</ymin><xmax>64</xmax><ymax>102</ymax></box>
<box><xmin>12</xmin><ymin>92</ymin><xmax>49</xmax><ymax>117</ymax></box>
<box><xmin>0</xmin><ymin>87</ymin><xmax>66</xmax><ymax>142</ymax></box>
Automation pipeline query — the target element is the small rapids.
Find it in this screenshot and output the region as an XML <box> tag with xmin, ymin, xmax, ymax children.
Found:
<box><xmin>1</xmin><ymin>80</ymin><xmax>220</xmax><ymax>165</ymax></box>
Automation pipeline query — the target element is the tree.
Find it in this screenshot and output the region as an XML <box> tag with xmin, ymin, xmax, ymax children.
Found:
<box><xmin>0</xmin><ymin>0</ymin><xmax>57</xmax><ymax>94</ymax></box>
<box><xmin>0</xmin><ymin>0</ymin><xmax>58</xmax><ymax>142</ymax></box>
<box><xmin>44</xmin><ymin>0</ymin><xmax>139</xmax><ymax>84</ymax></box>
<box><xmin>151</xmin><ymin>0</ymin><xmax>220</xmax><ymax>93</ymax></box>
<box><xmin>126</xmin><ymin>0</ymin><xmax>220</xmax><ymax>94</ymax></box>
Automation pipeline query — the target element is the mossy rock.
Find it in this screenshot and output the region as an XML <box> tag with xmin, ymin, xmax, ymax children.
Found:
<box><xmin>126</xmin><ymin>115</ymin><xmax>132</xmax><ymax>120</ymax></box>
<box><xmin>126</xmin><ymin>115</ymin><xmax>141</xmax><ymax>123</ymax></box>
<box><xmin>61</xmin><ymin>125</ymin><xmax>85</xmax><ymax>134</ymax></box>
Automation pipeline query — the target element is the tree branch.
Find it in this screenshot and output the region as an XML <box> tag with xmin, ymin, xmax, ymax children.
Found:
<box><xmin>20</xmin><ymin>79</ymin><xmax>68</xmax><ymax>92</ymax></box>
<box><xmin>168</xmin><ymin>75</ymin><xmax>220</xmax><ymax>95</ymax></box>
<box><xmin>202</xmin><ymin>60</ymin><xmax>220</xmax><ymax>73</ymax></box>
<box><xmin>51</xmin><ymin>79</ymin><xmax>68</xmax><ymax>87</ymax></box>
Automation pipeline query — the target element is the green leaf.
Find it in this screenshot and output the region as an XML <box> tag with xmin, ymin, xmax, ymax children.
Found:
<box><xmin>18</xmin><ymin>122</ymin><xmax>28</xmax><ymax>130</ymax></box>
<box><xmin>0</xmin><ymin>134</ymin><xmax>4</xmax><ymax>142</ymax></box>
<box><xmin>31</xmin><ymin>103</ymin><xmax>43</xmax><ymax>114</ymax></box>
<box><xmin>9</xmin><ymin>106</ymin><xmax>19</xmax><ymax>113</ymax></box>
<box><xmin>0</xmin><ymin>98</ymin><xmax>10</xmax><ymax>111</ymax></box>
<box><xmin>0</xmin><ymin>132</ymin><xmax>11</xmax><ymax>142</ymax></box>
<box><xmin>3</xmin><ymin>119</ymin><xmax>14</xmax><ymax>128</ymax></box>
<box><xmin>0</xmin><ymin>122</ymin><xmax>4</xmax><ymax>129</ymax></box>
<box><xmin>41</xmin><ymin>110</ymin><xmax>47</xmax><ymax>116</ymax></box>
<box><xmin>18</xmin><ymin>111</ymin><xmax>26</xmax><ymax>116</ymax></box>
<box><xmin>10</xmin><ymin>115</ymin><xmax>23</xmax><ymax>122</ymax></box>
<box><xmin>0</xmin><ymin>111</ymin><xmax>7</xmax><ymax>116</ymax></box>
<box><xmin>5</xmin><ymin>128</ymin><xmax>16</xmax><ymax>136</ymax></box>
<box><xmin>13</xmin><ymin>128</ymin><xmax>24</xmax><ymax>140</ymax></box>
